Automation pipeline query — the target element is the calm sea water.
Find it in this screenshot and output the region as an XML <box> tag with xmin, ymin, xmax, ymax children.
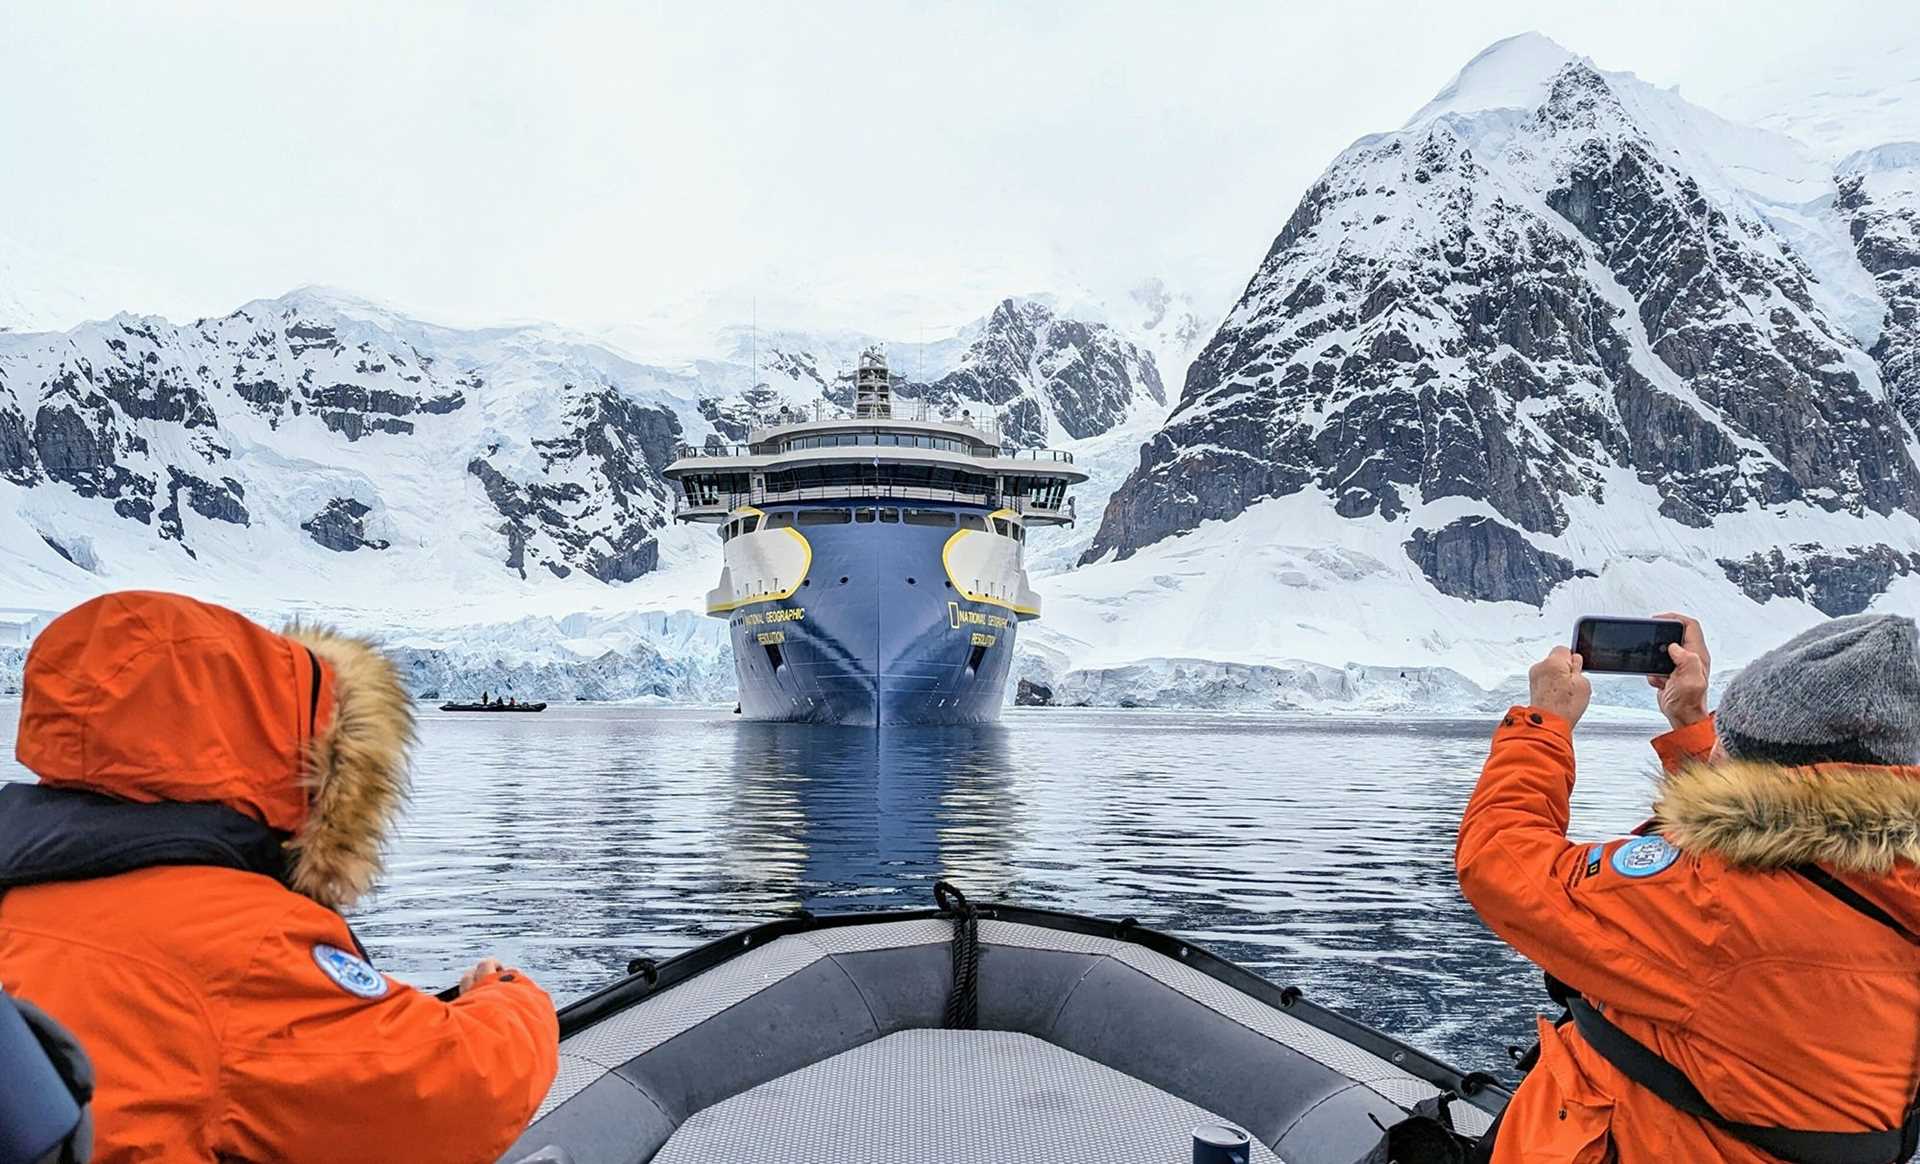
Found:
<box><xmin>0</xmin><ymin>701</ymin><xmax>1662</xmax><ymax>1074</ymax></box>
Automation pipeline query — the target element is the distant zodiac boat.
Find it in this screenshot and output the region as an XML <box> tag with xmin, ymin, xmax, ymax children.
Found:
<box><xmin>663</xmin><ymin>348</ymin><xmax>1088</xmax><ymax>727</ymax></box>
<box><xmin>438</xmin><ymin>701</ymin><xmax>547</xmax><ymax>712</ymax></box>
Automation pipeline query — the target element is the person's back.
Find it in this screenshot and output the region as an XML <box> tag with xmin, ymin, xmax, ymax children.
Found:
<box><xmin>0</xmin><ymin>592</ymin><xmax>560</xmax><ymax>1163</ymax></box>
<box><xmin>1459</xmin><ymin>613</ymin><xmax>1920</xmax><ymax>1163</ymax></box>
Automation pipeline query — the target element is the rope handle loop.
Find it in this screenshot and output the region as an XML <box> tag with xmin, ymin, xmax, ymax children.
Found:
<box><xmin>933</xmin><ymin>880</ymin><xmax>973</xmax><ymax>917</ymax></box>
<box><xmin>933</xmin><ymin>881</ymin><xmax>980</xmax><ymax>1030</ymax></box>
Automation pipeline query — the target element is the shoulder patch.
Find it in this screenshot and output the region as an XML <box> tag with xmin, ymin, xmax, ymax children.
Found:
<box><xmin>312</xmin><ymin>943</ymin><xmax>389</xmax><ymax>999</ymax></box>
<box><xmin>1610</xmin><ymin>835</ymin><xmax>1681</xmax><ymax>880</ymax></box>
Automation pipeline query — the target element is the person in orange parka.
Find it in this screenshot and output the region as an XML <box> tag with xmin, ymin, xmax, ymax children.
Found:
<box><xmin>1459</xmin><ymin>612</ymin><xmax>1920</xmax><ymax>1164</ymax></box>
<box><xmin>0</xmin><ymin>592</ymin><xmax>560</xmax><ymax>1163</ymax></box>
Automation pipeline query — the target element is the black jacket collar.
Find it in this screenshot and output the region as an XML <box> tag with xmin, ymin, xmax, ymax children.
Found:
<box><xmin>0</xmin><ymin>783</ymin><xmax>291</xmax><ymax>889</ymax></box>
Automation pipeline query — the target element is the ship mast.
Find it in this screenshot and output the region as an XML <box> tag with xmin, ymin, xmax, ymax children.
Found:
<box><xmin>855</xmin><ymin>346</ymin><xmax>892</xmax><ymax>420</ymax></box>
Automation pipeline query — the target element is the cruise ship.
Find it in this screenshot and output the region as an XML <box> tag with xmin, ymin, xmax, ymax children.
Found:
<box><xmin>663</xmin><ymin>349</ymin><xmax>1088</xmax><ymax>726</ymax></box>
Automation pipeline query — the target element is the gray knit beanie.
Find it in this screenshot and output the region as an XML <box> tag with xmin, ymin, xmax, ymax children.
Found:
<box><xmin>1717</xmin><ymin>613</ymin><xmax>1920</xmax><ymax>766</ymax></box>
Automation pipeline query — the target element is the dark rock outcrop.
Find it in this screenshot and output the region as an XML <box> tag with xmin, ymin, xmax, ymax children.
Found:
<box><xmin>301</xmin><ymin>498</ymin><xmax>390</xmax><ymax>552</ymax></box>
<box><xmin>1719</xmin><ymin>546</ymin><xmax>1920</xmax><ymax>617</ymax></box>
<box><xmin>1015</xmin><ymin>678</ymin><xmax>1055</xmax><ymax>707</ymax></box>
<box><xmin>1405</xmin><ymin>517</ymin><xmax>1586</xmax><ymax>606</ymax></box>
<box><xmin>0</xmin><ymin>402</ymin><xmax>33</xmax><ymax>483</ymax></box>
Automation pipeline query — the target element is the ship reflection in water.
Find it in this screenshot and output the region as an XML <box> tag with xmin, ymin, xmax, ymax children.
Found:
<box><xmin>0</xmin><ymin>701</ymin><xmax>1661</xmax><ymax>1074</ymax></box>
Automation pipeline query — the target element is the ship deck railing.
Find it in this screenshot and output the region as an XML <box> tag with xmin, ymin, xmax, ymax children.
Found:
<box><xmin>673</xmin><ymin>485</ymin><xmax>1074</xmax><ymax>522</ymax></box>
<box><xmin>671</xmin><ymin>442</ymin><xmax>1076</xmax><ymax>465</ymax></box>
<box><xmin>757</xmin><ymin>398</ymin><xmax>1004</xmax><ymax>441</ymax></box>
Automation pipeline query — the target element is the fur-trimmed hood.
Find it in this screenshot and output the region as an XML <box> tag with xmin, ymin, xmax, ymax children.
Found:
<box><xmin>1654</xmin><ymin>759</ymin><xmax>1920</xmax><ymax>874</ymax></box>
<box><xmin>283</xmin><ymin>622</ymin><xmax>415</xmax><ymax>909</ymax></box>
<box><xmin>16</xmin><ymin>592</ymin><xmax>413</xmax><ymax>911</ymax></box>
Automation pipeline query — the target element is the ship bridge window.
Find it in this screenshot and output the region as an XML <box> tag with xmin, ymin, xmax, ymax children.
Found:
<box><xmin>878</xmin><ymin>508</ymin><xmax>900</xmax><ymax>522</ymax></box>
<box><xmin>1010</xmin><ymin>479</ymin><xmax>1068</xmax><ymax>510</ymax></box>
<box><xmin>785</xmin><ymin>432</ymin><xmax>974</xmax><ymax>454</ymax></box>
<box><xmin>905</xmin><ymin>509</ymin><xmax>955</xmax><ymax>526</ymax></box>
<box><xmin>762</xmin><ymin>464</ymin><xmax>997</xmax><ymax>500</ymax></box>
<box><xmin>959</xmin><ymin>513</ymin><xmax>990</xmax><ymax>531</ymax></box>
<box><xmin>739</xmin><ymin>515</ymin><xmax>761</xmax><ymax>534</ymax></box>
<box><xmin>683</xmin><ymin>472</ymin><xmax>750</xmax><ymax>508</ymax></box>
<box><xmin>992</xmin><ymin>517</ymin><xmax>1012</xmax><ymax>537</ymax></box>
<box><xmin>766</xmin><ymin>512</ymin><xmax>794</xmax><ymax>529</ymax></box>
<box><xmin>798</xmin><ymin>509</ymin><xmax>850</xmax><ymax>526</ymax></box>
<box><xmin>854</xmin><ymin>509</ymin><xmax>877</xmax><ymax>523</ymax></box>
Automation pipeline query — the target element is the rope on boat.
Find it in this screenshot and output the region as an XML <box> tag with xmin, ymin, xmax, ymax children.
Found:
<box><xmin>934</xmin><ymin>880</ymin><xmax>979</xmax><ymax>1030</ymax></box>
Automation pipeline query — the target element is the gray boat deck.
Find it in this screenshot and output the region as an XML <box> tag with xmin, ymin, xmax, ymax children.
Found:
<box><xmin>653</xmin><ymin>1028</ymin><xmax>1283</xmax><ymax>1163</ymax></box>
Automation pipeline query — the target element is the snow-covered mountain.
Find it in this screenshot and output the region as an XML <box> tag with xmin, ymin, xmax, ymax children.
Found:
<box><xmin>693</xmin><ymin>297</ymin><xmax>1165</xmax><ymax>450</ymax></box>
<box><xmin>1046</xmin><ymin>33</ymin><xmax>1920</xmax><ymax>690</ymax></box>
<box><xmin>0</xmin><ymin>285</ymin><xmax>1165</xmax><ymax>626</ymax></box>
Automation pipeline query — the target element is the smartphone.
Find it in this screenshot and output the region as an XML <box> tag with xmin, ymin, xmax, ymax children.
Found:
<box><xmin>1572</xmin><ymin>617</ymin><xmax>1686</xmax><ymax>675</ymax></box>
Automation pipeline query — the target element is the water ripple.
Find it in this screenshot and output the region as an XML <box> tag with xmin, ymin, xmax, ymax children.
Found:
<box><xmin>1</xmin><ymin>702</ymin><xmax>1659</xmax><ymax>1074</ymax></box>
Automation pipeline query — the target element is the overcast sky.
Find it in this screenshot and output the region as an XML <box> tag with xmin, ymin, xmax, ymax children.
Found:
<box><xmin>2</xmin><ymin>1</ymin><xmax>1914</xmax><ymax>340</ymax></box>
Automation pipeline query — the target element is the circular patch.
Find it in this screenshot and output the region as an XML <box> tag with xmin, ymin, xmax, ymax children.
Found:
<box><xmin>312</xmin><ymin>943</ymin><xmax>389</xmax><ymax>999</ymax></box>
<box><xmin>1611</xmin><ymin>836</ymin><xmax>1681</xmax><ymax>879</ymax></box>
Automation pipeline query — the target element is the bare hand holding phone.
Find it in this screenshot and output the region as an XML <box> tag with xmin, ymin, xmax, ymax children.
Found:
<box><xmin>1527</xmin><ymin>645</ymin><xmax>1592</xmax><ymax>728</ymax></box>
<box><xmin>1648</xmin><ymin>612</ymin><xmax>1710</xmax><ymax>729</ymax></box>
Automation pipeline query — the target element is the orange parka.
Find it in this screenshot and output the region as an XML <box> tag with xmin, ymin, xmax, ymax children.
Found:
<box><xmin>0</xmin><ymin>592</ymin><xmax>559</xmax><ymax>1163</ymax></box>
<box><xmin>1459</xmin><ymin>706</ymin><xmax>1920</xmax><ymax>1164</ymax></box>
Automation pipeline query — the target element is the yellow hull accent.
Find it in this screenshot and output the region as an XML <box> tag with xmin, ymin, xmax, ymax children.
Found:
<box><xmin>706</xmin><ymin>505</ymin><xmax>814</xmax><ymax>615</ymax></box>
<box><xmin>942</xmin><ymin>508</ymin><xmax>1038</xmax><ymax>616</ymax></box>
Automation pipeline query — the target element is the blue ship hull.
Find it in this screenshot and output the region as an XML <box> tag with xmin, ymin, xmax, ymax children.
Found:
<box><xmin>722</xmin><ymin>509</ymin><xmax>1021</xmax><ymax>727</ymax></box>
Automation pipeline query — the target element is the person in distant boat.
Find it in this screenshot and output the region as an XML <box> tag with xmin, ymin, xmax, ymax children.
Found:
<box><xmin>1459</xmin><ymin>613</ymin><xmax>1920</xmax><ymax>1164</ymax></box>
<box><xmin>482</xmin><ymin>689</ymin><xmax>490</xmax><ymax>706</ymax></box>
<box><xmin>0</xmin><ymin>592</ymin><xmax>559</xmax><ymax>1164</ymax></box>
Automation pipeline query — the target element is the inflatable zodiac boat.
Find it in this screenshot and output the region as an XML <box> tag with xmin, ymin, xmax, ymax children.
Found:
<box><xmin>503</xmin><ymin>885</ymin><xmax>1508</xmax><ymax>1164</ymax></box>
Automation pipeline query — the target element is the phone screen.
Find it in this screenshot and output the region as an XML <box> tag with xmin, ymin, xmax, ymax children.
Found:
<box><xmin>1572</xmin><ymin>618</ymin><xmax>1685</xmax><ymax>675</ymax></box>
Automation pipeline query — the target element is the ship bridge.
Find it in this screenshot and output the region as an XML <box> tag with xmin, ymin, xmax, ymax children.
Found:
<box><xmin>664</xmin><ymin>352</ymin><xmax>1089</xmax><ymax>526</ymax></box>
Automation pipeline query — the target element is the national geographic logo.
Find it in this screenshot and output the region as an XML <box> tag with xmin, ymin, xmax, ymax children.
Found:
<box><xmin>947</xmin><ymin>602</ymin><xmax>1010</xmax><ymax>631</ymax></box>
<box><xmin>741</xmin><ymin>608</ymin><xmax>805</xmax><ymax>627</ymax></box>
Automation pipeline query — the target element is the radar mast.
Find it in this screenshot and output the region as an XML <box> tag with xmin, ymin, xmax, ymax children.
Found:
<box><xmin>854</xmin><ymin>347</ymin><xmax>892</xmax><ymax>420</ymax></box>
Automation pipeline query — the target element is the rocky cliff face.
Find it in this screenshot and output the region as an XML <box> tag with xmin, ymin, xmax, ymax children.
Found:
<box><xmin>712</xmin><ymin>298</ymin><xmax>1164</xmax><ymax>450</ymax></box>
<box><xmin>1082</xmin><ymin>37</ymin><xmax>1920</xmax><ymax>619</ymax></box>
<box><xmin>466</xmin><ymin>385</ymin><xmax>681</xmax><ymax>582</ymax></box>
<box><xmin>1838</xmin><ymin>145</ymin><xmax>1920</xmax><ymax>440</ymax></box>
<box><xmin>907</xmin><ymin>298</ymin><xmax>1164</xmax><ymax>446</ymax></box>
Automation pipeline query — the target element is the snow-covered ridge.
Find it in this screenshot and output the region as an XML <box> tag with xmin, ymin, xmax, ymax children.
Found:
<box><xmin>1067</xmin><ymin>32</ymin><xmax>1920</xmax><ymax>693</ymax></box>
<box><xmin>0</xmin><ymin>284</ymin><xmax>1168</xmax><ymax>625</ymax></box>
